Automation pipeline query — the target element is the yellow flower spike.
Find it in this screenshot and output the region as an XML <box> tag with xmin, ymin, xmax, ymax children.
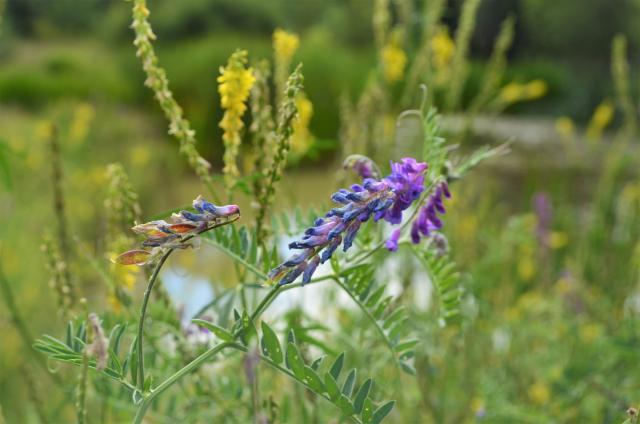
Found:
<box><xmin>431</xmin><ymin>25</ymin><xmax>455</xmax><ymax>70</ymax></box>
<box><xmin>555</xmin><ymin>116</ymin><xmax>576</xmax><ymax>140</ymax></box>
<box><xmin>273</xmin><ymin>29</ymin><xmax>300</xmax><ymax>64</ymax></box>
<box><xmin>273</xmin><ymin>28</ymin><xmax>300</xmax><ymax>106</ymax></box>
<box><xmin>290</xmin><ymin>92</ymin><xmax>314</xmax><ymax>156</ymax></box>
<box><xmin>381</xmin><ymin>40</ymin><xmax>407</xmax><ymax>83</ymax></box>
<box><xmin>69</xmin><ymin>102</ymin><xmax>95</xmax><ymax>147</ymax></box>
<box><xmin>218</xmin><ymin>49</ymin><xmax>255</xmax><ymax>191</ymax></box>
<box><xmin>499</xmin><ymin>82</ymin><xmax>523</xmax><ymax>104</ymax></box>
<box><xmin>586</xmin><ymin>99</ymin><xmax>614</xmax><ymax>142</ymax></box>
<box><xmin>523</xmin><ymin>79</ymin><xmax>548</xmax><ymax>100</ymax></box>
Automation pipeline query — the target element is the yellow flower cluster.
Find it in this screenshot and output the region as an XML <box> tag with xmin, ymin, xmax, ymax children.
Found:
<box><xmin>555</xmin><ymin>116</ymin><xmax>576</xmax><ymax>140</ymax></box>
<box><xmin>499</xmin><ymin>79</ymin><xmax>548</xmax><ymax>104</ymax></box>
<box><xmin>218</xmin><ymin>49</ymin><xmax>255</xmax><ymax>189</ymax></box>
<box><xmin>586</xmin><ymin>99</ymin><xmax>614</xmax><ymax>141</ymax></box>
<box><xmin>291</xmin><ymin>92</ymin><xmax>314</xmax><ymax>156</ymax></box>
<box><xmin>431</xmin><ymin>26</ymin><xmax>455</xmax><ymax>70</ymax></box>
<box><xmin>381</xmin><ymin>40</ymin><xmax>407</xmax><ymax>83</ymax></box>
<box><xmin>273</xmin><ymin>28</ymin><xmax>300</xmax><ymax>64</ymax></box>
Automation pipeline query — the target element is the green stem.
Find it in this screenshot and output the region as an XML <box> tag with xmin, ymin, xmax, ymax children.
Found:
<box><xmin>0</xmin><ymin>264</ymin><xmax>62</xmax><ymax>384</ymax></box>
<box><xmin>203</xmin><ymin>236</ymin><xmax>268</xmax><ymax>280</ymax></box>
<box><xmin>133</xmin><ymin>342</ymin><xmax>232</xmax><ymax>423</ymax></box>
<box><xmin>137</xmin><ymin>248</ymin><xmax>173</xmax><ymax>391</ymax></box>
<box><xmin>331</xmin><ymin>277</ymin><xmax>401</xmax><ymax>372</ymax></box>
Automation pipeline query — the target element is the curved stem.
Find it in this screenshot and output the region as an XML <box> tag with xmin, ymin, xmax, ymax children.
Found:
<box><xmin>137</xmin><ymin>248</ymin><xmax>173</xmax><ymax>391</ymax></box>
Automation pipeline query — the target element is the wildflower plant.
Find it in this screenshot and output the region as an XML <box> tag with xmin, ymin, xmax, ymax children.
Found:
<box><xmin>30</xmin><ymin>2</ymin><xmax>512</xmax><ymax>423</ymax></box>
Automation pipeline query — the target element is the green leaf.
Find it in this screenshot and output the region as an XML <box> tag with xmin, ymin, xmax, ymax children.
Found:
<box><xmin>192</xmin><ymin>319</ymin><xmax>233</xmax><ymax>342</ymax></box>
<box><xmin>382</xmin><ymin>307</ymin><xmax>406</xmax><ymax>330</ymax></box>
<box><xmin>342</xmin><ymin>369</ymin><xmax>356</xmax><ymax>397</ymax></box>
<box><xmin>260</xmin><ymin>322</ymin><xmax>283</xmax><ymax>364</ymax></box>
<box><xmin>286</xmin><ymin>342</ymin><xmax>305</xmax><ymax>379</ymax></box>
<box><xmin>371</xmin><ymin>400</ymin><xmax>395</xmax><ymax>424</ymax></box>
<box><xmin>361</xmin><ymin>398</ymin><xmax>374</xmax><ymax>424</ymax></box>
<box><xmin>65</xmin><ymin>321</ymin><xmax>74</xmax><ymax>348</ymax></box>
<box><xmin>242</xmin><ymin>311</ymin><xmax>258</xmax><ymax>343</ymax></box>
<box><xmin>365</xmin><ymin>286</ymin><xmax>385</xmax><ymax>308</ymax></box>
<box><xmin>310</xmin><ymin>355</ymin><xmax>325</xmax><ymax>371</ymax></box>
<box><xmin>129</xmin><ymin>337</ymin><xmax>138</xmax><ymax>386</ymax></box>
<box><xmin>303</xmin><ymin>366</ymin><xmax>325</xmax><ymax>393</ymax></box>
<box><xmin>337</xmin><ymin>394</ymin><xmax>354</xmax><ymax>416</ymax></box>
<box><xmin>329</xmin><ymin>352</ymin><xmax>345</xmax><ymax>380</ymax></box>
<box><xmin>353</xmin><ymin>378</ymin><xmax>372</xmax><ymax>414</ymax></box>
<box><xmin>324</xmin><ymin>372</ymin><xmax>341</xmax><ymax>401</ymax></box>
<box><xmin>394</xmin><ymin>339</ymin><xmax>419</xmax><ymax>353</ymax></box>
<box><xmin>400</xmin><ymin>362</ymin><xmax>416</xmax><ymax>375</ymax></box>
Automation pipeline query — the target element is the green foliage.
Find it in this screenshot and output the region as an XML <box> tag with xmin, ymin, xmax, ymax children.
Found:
<box><xmin>256</xmin><ymin>320</ymin><xmax>396</xmax><ymax>423</ymax></box>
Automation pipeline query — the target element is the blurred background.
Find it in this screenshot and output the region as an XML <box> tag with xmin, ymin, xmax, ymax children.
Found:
<box><xmin>1</xmin><ymin>0</ymin><xmax>640</xmax><ymax>422</ymax></box>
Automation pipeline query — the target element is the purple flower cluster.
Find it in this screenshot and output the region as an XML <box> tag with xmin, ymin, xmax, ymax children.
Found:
<box><xmin>269</xmin><ymin>158</ymin><xmax>429</xmax><ymax>286</ymax></box>
<box><xmin>409</xmin><ymin>181</ymin><xmax>451</xmax><ymax>244</ymax></box>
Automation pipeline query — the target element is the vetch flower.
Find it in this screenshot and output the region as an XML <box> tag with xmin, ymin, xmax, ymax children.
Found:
<box><xmin>343</xmin><ymin>154</ymin><xmax>381</xmax><ymax>179</ymax></box>
<box><xmin>409</xmin><ymin>181</ymin><xmax>450</xmax><ymax>244</ymax></box>
<box><xmin>385</xmin><ymin>228</ymin><xmax>401</xmax><ymax>252</ymax></box>
<box><xmin>115</xmin><ymin>196</ymin><xmax>240</xmax><ymax>266</ymax></box>
<box><xmin>270</xmin><ymin>158</ymin><xmax>431</xmax><ymax>286</ymax></box>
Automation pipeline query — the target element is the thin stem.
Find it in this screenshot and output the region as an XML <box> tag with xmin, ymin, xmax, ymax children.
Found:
<box><xmin>232</xmin><ymin>285</ymin><xmax>281</xmax><ymax>341</ymax></box>
<box><xmin>203</xmin><ymin>236</ymin><xmax>268</xmax><ymax>280</ymax></box>
<box><xmin>0</xmin><ymin>264</ymin><xmax>62</xmax><ymax>384</ymax></box>
<box><xmin>48</xmin><ymin>124</ymin><xmax>74</xmax><ymax>302</ymax></box>
<box><xmin>137</xmin><ymin>248</ymin><xmax>173</xmax><ymax>391</ymax></box>
<box><xmin>133</xmin><ymin>342</ymin><xmax>232</xmax><ymax>424</ymax></box>
<box><xmin>331</xmin><ymin>277</ymin><xmax>401</xmax><ymax>372</ymax></box>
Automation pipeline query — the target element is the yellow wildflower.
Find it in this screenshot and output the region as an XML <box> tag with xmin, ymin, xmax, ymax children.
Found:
<box><xmin>528</xmin><ymin>381</ymin><xmax>550</xmax><ymax>405</ymax></box>
<box><xmin>548</xmin><ymin>231</ymin><xmax>568</xmax><ymax>249</ymax></box>
<box><xmin>273</xmin><ymin>28</ymin><xmax>299</xmax><ymax>64</ymax></box>
<box><xmin>218</xmin><ymin>49</ymin><xmax>255</xmax><ymax>189</ymax></box>
<box><xmin>499</xmin><ymin>82</ymin><xmax>523</xmax><ymax>103</ymax></box>
<box><xmin>69</xmin><ymin>102</ymin><xmax>95</xmax><ymax>147</ymax></box>
<box><xmin>431</xmin><ymin>26</ymin><xmax>455</xmax><ymax>70</ymax></box>
<box><xmin>500</xmin><ymin>80</ymin><xmax>548</xmax><ymax>104</ymax></box>
<box><xmin>130</xmin><ymin>145</ymin><xmax>151</xmax><ymax>168</ymax></box>
<box><xmin>579</xmin><ymin>323</ymin><xmax>602</xmax><ymax>343</ymax></box>
<box><xmin>517</xmin><ymin>256</ymin><xmax>535</xmax><ymax>281</ymax></box>
<box><xmin>381</xmin><ymin>40</ymin><xmax>407</xmax><ymax>83</ymax></box>
<box><xmin>523</xmin><ymin>79</ymin><xmax>548</xmax><ymax>99</ymax></box>
<box><xmin>291</xmin><ymin>92</ymin><xmax>314</xmax><ymax>156</ymax></box>
<box><xmin>586</xmin><ymin>99</ymin><xmax>614</xmax><ymax>141</ymax></box>
<box><xmin>555</xmin><ymin>116</ymin><xmax>576</xmax><ymax>140</ymax></box>
<box><xmin>273</xmin><ymin>28</ymin><xmax>300</xmax><ymax>106</ymax></box>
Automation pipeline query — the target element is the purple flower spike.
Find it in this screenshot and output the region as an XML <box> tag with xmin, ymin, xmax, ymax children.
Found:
<box><xmin>409</xmin><ymin>181</ymin><xmax>451</xmax><ymax>244</ymax></box>
<box><xmin>385</xmin><ymin>229</ymin><xmax>401</xmax><ymax>252</ymax></box>
<box><xmin>270</xmin><ymin>157</ymin><xmax>433</xmax><ymax>286</ymax></box>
